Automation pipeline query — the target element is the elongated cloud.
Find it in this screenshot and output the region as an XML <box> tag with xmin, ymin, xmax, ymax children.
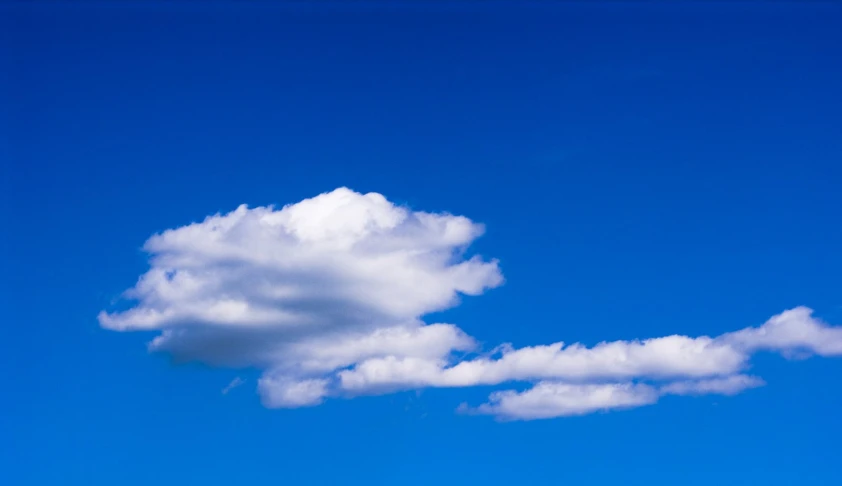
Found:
<box><xmin>100</xmin><ymin>188</ymin><xmax>842</xmax><ymax>419</ymax></box>
<box><xmin>337</xmin><ymin>307</ymin><xmax>838</xmax><ymax>391</ymax></box>
<box><xmin>466</xmin><ymin>375</ymin><xmax>765</xmax><ymax>421</ymax></box>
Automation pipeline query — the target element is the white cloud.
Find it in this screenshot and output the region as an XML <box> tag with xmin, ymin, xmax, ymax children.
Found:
<box><xmin>258</xmin><ymin>376</ymin><xmax>330</xmax><ymax>408</ymax></box>
<box><xmin>463</xmin><ymin>374</ymin><xmax>766</xmax><ymax>421</ymax></box>
<box><xmin>101</xmin><ymin>188</ymin><xmax>842</xmax><ymax>420</ymax></box>
<box><xmin>99</xmin><ymin>188</ymin><xmax>501</xmax><ymax>333</ymax></box>
<box><xmin>722</xmin><ymin>306</ymin><xmax>842</xmax><ymax>357</ymax></box>
<box><xmin>337</xmin><ymin>334</ymin><xmax>747</xmax><ymax>391</ymax></box>
<box><xmin>100</xmin><ymin>187</ymin><xmax>501</xmax><ymax>406</ymax></box>
<box><xmin>338</xmin><ymin>307</ymin><xmax>841</xmax><ymax>396</ymax></box>
<box><xmin>288</xmin><ymin>323</ymin><xmax>476</xmax><ymax>375</ymax></box>
<box><xmin>468</xmin><ymin>383</ymin><xmax>660</xmax><ymax>420</ymax></box>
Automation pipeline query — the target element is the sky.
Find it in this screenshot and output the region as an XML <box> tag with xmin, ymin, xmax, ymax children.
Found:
<box><xmin>2</xmin><ymin>1</ymin><xmax>842</xmax><ymax>484</ymax></box>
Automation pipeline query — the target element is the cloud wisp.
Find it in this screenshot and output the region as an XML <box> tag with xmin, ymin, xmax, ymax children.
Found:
<box><xmin>100</xmin><ymin>188</ymin><xmax>842</xmax><ymax>420</ymax></box>
<box><xmin>221</xmin><ymin>377</ymin><xmax>245</xmax><ymax>395</ymax></box>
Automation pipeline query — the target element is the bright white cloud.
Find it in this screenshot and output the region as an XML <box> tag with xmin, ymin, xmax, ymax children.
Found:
<box><xmin>338</xmin><ymin>306</ymin><xmax>841</xmax><ymax>397</ymax></box>
<box><xmin>468</xmin><ymin>382</ymin><xmax>661</xmax><ymax>420</ymax></box>
<box><xmin>337</xmin><ymin>334</ymin><xmax>747</xmax><ymax>391</ymax></box>
<box><xmin>464</xmin><ymin>374</ymin><xmax>766</xmax><ymax>421</ymax></box>
<box><xmin>722</xmin><ymin>306</ymin><xmax>842</xmax><ymax>357</ymax></box>
<box><xmin>101</xmin><ymin>188</ymin><xmax>842</xmax><ymax>420</ymax></box>
<box><xmin>100</xmin><ymin>187</ymin><xmax>501</xmax><ymax>407</ymax></box>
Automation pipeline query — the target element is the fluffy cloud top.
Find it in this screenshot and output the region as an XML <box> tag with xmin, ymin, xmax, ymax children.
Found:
<box><xmin>101</xmin><ymin>188</ymin><xmax>842</xmax><ymax>419</ymax></box>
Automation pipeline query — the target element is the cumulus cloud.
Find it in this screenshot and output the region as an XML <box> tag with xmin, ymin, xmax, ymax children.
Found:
<box><xmin>722</xmin><ymin>306</ymin><xmax>842</xmax><ymax>357</ymax></box>
<box><xmin>101</xmin><ymin>188</ymin><xmax>842</xmax><ymax>420</ymax></box>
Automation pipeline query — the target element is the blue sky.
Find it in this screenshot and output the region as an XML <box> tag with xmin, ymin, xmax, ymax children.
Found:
<box><xmin>3</xmin><ymin>1</ymin><xmax>842</xmax><ymax>484</ymax></box>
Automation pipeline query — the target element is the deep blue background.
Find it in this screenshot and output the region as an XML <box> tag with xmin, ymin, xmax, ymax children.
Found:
<box><xmin>3</xmin><ymin>1</ymin><xmax>841</xmax><ymax>484</ymax></box>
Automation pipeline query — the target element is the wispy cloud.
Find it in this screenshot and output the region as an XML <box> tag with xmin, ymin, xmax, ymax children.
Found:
<box><xmin>222</xmin><ymin>377</ymin><xmax>245</xmax><ymax>395</ymax></box>
<box><xmin>101</xmin><ymin>188</ymin><xmax>842</xmax><ymax>420</ymax></box>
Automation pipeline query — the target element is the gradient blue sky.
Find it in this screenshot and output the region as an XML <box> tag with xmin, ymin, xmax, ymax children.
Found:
<box><xmin>3</xmin><ymin>1</ymin><xmax>842</xmax><ymax>485</ymax></box>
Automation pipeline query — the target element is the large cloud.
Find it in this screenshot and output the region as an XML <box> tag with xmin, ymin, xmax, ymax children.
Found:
<box><xmin>101</xmin><ymin>188</ymin><xmax>842</xmax><ymax>418</ymax></box>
